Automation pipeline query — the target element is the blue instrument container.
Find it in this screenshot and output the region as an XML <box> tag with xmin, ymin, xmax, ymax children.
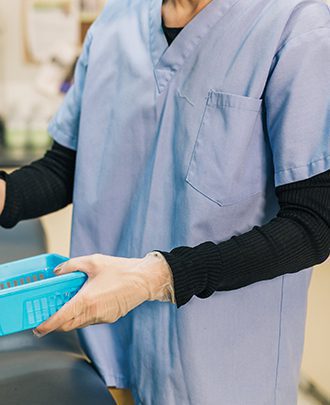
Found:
<box><xmin>0</xmin><ymin>254</ymin><xmax>87</xmax><ymax>336</ymax></box>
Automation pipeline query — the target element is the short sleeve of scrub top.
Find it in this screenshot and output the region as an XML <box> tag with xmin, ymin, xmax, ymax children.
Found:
<box><xmin>48</xmin><ymin>30</ymin><xmax>93</xmax><ymax>151</ymax></box>
<box><xmin>265</xmin><ymin>25</ymin><xmax>330</xmax><ymax>187</ymax></box>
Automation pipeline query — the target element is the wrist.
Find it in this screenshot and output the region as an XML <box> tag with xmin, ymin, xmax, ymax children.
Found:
<box><xmin>143</xmin><ymin>252</ymin><xmax>176</xmax><ymax>304</ymax></box>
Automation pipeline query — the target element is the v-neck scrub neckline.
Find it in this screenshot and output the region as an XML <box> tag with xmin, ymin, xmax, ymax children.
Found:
<box><xmin>149</xmin><ymin>0</ymin><xmax>242</xmax><ymax>92</ymax></box>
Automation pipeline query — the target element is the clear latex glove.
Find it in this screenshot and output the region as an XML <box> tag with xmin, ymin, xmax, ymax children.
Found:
<box><xmin>33</xmin><ymin>252</ymin><xmax>175</xmax><ymax>337</ymax></box>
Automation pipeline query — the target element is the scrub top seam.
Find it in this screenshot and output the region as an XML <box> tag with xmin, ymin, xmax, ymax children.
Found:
<box><xmin>274</xmin><ymin>26</ymin><xmax>330</xmax><ymax>57</ymax></box>
<box><xmin>49</xmin><ymin>121</ymin><xmax>73</xmax><ymax>141</ymax></box>
<box><xmin>148</xmin><ymin>0</ymin><xmax>157</xmax><ymax>69</ymax></box>
<box><xmin>184</xmin><ymin>93</ymin><xmax>210</xmax><ymax>180</ymax></box>
<box><xmin>210</xmin><ymin>102</ymin><xmax>262</xmax><ymax>112</ymax></box>
<box><xmin>275</xmin><ymin>153</ymin><xmax>330</xmax><ymax>174</ymax></box>
<box><xmin>273</xmin><ymin>276</ymin><xmax>285</xmax><ymax>405</ymax></box>
<box><xmin>149</xmin><ymin>0</ymin><xmax>170</xmax><ymax>92</ymax></box>
<box><xmin>155</xmin><ymin>40</ymin><xmax>201</xmax><ymax>92</ymax></box>
<box><xmin>48</xmin><ymin>121</ymin><xmax>78</xmax><ymax>150</ymax></box>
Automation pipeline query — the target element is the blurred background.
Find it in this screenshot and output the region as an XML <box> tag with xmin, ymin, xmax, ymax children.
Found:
<box><xmin>0</xmin><ymin>0</ymin><xmax>106</xmax><ymax>164</ymax></box>
<box><xmin>0</xmin><ymin>1</ymin><xmax>329</xmax><ymax>404</ymax></box>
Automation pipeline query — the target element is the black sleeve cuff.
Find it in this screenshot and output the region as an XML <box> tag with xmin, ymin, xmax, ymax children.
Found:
<box><xmin>159</xmin><ymin>242</ymin><xmax>222</xmax><ymax>308</ymax></box>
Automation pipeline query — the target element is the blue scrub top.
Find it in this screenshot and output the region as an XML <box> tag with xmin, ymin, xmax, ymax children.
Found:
<box><xmin>49</xmin><ymin>0</ymin><xmax>330</xmax><ymax>403</ymax></box>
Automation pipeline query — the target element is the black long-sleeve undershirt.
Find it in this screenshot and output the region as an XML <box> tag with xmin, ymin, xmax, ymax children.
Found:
<box><xmin>0</xmin><ymin>142</ymin><xmax>329</xmax><ymax>307</ymax></box>
<box><xmin>0</xmin><ymin>142</ymin><xmax>75</xmax><ymax>226</ymax></box>
<box><xmin>161</xmin><ymin>171</ymin><xmax>330</xmax><ymax>306</ymax></box>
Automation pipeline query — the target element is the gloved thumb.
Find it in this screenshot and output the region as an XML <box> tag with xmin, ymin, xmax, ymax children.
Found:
<box><xmin>54</xmin><ymin>255</ymin><xmax>101</xmax><ymax>277</ymax></box>
<box><xmin>54</xmin><ymin>257</ymin><xmax>86</xmax><ymax>276</ymax></box>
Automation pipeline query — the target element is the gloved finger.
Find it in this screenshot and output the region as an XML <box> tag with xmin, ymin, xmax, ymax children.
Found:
<box><xmin>56</xmin><ymin>317</ymin><xmax>85</xmax><ymax>332</ymax></box>
<box><xmin>54</xmin><ymin>255</ymin><xmax>101</xmax><ymax>277</ymax></box>
<box><xmin>57</xmin><ymin>316</ymin><xmax>97</xmax><ymax>332</ymax></box>
<box><xmin>33</xmin><ymin>296</ymin><xmax>83</xmax><ymax>337</ymax></box>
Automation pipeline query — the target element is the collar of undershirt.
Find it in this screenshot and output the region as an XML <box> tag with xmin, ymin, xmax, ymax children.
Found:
<box><xmin>161</xmin><ymin>19</ymin><xmax>184</xmax><ymax>45</ymax></box>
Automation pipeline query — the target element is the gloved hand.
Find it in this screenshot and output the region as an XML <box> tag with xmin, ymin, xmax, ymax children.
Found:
<box><xmin>33</xmin><ymin>252</ymin><xmax>175</xmax><ymax>337</ymax></box>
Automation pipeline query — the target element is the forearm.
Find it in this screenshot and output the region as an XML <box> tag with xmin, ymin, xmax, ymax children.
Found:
<box><xmin>0</xmin><ymin>142</ymin><xmax>76</xmax><ymax>228</ymax></box>
<box><xmin>161</xmin><ymin>171</ymin><xmax>330</xmax><ymax>307</ymax></box>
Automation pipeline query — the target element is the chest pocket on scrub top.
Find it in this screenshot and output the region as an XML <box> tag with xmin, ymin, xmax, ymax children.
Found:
<box><xmin>185</xmin><ymin>90</ymin><xmax>263</xmax><ymax>206</ymax></box>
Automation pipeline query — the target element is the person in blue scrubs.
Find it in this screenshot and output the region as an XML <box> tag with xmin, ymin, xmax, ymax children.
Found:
<box><xmin>0</xmin><ymin>0</ymin><xmax>329</xmax><ymax>403</ymax></box>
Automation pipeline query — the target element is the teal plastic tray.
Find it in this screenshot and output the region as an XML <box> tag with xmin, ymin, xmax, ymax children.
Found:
<box><xmin>0</xmin><ymin>254</ymin><xmax>87</xmax><ymax>336</ymax></box>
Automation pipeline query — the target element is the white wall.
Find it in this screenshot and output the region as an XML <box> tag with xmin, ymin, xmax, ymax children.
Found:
<box><xmin>0</xmin><ymin>0</ymin><xmax>38</xmax><ymax>82</ymax></box>
<box><xmin>0</xmin><ymin>0</ymin><xmax>39</xmax><ymax>114</ymax></box>
<box><xmin>0</xmin><ymin>0</ymin><xmax>69</xmax><ymax>143</ymax></box>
